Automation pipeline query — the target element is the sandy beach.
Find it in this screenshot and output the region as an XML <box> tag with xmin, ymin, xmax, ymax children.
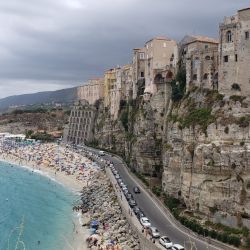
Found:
<box><xmin>0</xmin><ymin>142</ymin><xmax>97</xmax><ymax>250</ymax></box>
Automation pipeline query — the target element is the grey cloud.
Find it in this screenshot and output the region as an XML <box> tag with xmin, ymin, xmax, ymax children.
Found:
<box><xmin>0</xmin><ymin>0</ymin><xmax>249</xmax><ymax>98</ymax></box>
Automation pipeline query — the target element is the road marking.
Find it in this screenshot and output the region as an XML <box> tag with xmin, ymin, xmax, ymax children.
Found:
<box><xmin>85</xmin><ymin>147</ymin><xmax>226</xmax><ymax>250</ymax></box>
<box><xmin>116</xmin><ymin>158</ymin><xmax>223</xmax><ymax>250</ymax></box>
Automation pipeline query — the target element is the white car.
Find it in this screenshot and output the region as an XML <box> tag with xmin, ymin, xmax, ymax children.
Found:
<box><xmin>140</xmin><ymin>217</ymin><xmax>151</xmax><ymax>228</ymax></box>
<box><xmin>171</xmin><ymin>244</ymin><xmax>185</xmax><ymax>250</ymax></box>
<box><xmin>159</xmin><ymin>236</ymin><xmax>173</xmax><ymax>248</ymax></box>
<box><xmin>99</xmin><ymin>150</ymin><xmax>105</xmax><ymax>156</ymax></box>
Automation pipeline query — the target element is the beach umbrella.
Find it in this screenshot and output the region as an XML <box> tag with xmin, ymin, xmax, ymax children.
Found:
<box><xmin>90</xmin><ymin>220</ymin><xmax>99</xmax><ymax>227</ymax></box>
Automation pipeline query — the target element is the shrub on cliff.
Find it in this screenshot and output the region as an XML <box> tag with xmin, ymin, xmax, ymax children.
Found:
<box><xmin>182</xmin><ymin>108</ymin><xmax>215</xmax><ymax>132</ymax></box>
<box><xmin>171</xmin><ymin>68</ymin><xmax>186</xmax><ymax>102</ymax></box>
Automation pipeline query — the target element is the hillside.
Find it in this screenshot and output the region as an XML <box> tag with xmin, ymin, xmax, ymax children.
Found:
<box><xmin>0</xmin><ymin>87</ymin><xmax>78</xmax><ymax>111</ymax></box>
<box><xmin>0</xmin><ymin>108</ymin><xmax>70</xmax><ymax>136</ymax></box>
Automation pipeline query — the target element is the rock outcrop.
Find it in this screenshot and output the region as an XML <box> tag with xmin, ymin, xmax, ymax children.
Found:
<box><xmin>91</xmin><ymin>86</ymin><xmax>250</xmax><ymax>222</ymax></box>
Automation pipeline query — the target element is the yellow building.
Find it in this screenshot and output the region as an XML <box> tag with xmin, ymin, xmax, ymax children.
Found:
<box><xmin>104</xmin><ymin>68</ymin><xmax>117</xmax><ymax>107</ymax></box>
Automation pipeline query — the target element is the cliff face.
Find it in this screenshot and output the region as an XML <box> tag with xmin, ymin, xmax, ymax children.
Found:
<box><xmin>162</xmin><ymin>89</ymin><xmax>250</xmax><ymax>218</ymax></box>
<box><xmin>92</xmin><ymin>86</ymin><xmax>250</xmax><ymax>219</ymax></box>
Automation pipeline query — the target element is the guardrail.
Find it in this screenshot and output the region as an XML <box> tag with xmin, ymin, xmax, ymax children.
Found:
<box><xmin>109</xmin><ymin>153</ymin><xmax>238</xmax><ymax>250</ymax></box>
<box><xmin>105</xmin><ymin>166</ymin><xmax>162</xmax><ymax>250</ymax></box>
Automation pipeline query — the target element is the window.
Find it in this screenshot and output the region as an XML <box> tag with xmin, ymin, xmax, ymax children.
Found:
<box><xmin>203</xmin><ymin>73</ymin><xmax>208</xmax><ymax>80</ymax></box>
<box><xmin>140</xmin><ymin>72</ymin><xmax>144</xmax><ymax>77</ymax></box>
<box><xmin>193</xmin><ymin>59</ymin><xmax>199</xmax><ymax>69</ymax></box>
<box><xmin>205</xmin><ymin>56</ymin><xmax>210</xmax><ymax>60</ymax></box>
<box><xmin>193</xmin><ymin>74</ymin><xmax>197</xmax><ymax>80</ymax></box>
<box><xmin>205</xmin><ymin>45</ymin><xmax>208</xmax><ymax>49</ymax></box>
<box><xmin>163</xmin><ymin>42</ymin><xmax>167</xmax><ymax>48</ymax></box>
<box><xmin>245</xmin><ymin>31</ymin><xmax>249</xmax><ymax>40</ymax></box>
<box><xmin>224</xmin><ymin>55</ymin><xmax>229</xmax><ymax>63</ymax></box>
<box><xmin>226</xmin><ymin>31</ymin><xmax>232</xmax><ymax>43</ymax></box>
<box><xmin>235</xmin><ymin>54</ymin><xmax>238</xmax><ymax>62</ymax></box>
<box><xmin>139</xmin><ymin>53</ymin><xmax>144</xmax><ymax>59</ymax></box>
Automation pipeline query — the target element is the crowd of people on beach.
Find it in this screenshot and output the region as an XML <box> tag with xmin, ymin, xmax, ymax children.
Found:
<box><xmin>0</xmin><ymin>140</ymin><xmax>98</xmax><ymax>184</ymax></box>
<box><xmin>0</xmin><ymin>139</ymin><xmax>138</xmax><ymax>250</ymax></box>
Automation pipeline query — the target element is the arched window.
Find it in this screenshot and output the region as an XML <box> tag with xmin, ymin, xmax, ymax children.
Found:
<box><xmin>203</xmin><ymin>73</ymin><xmax>208</xmax><ymax>80</ymax></box>
<box><xmin>193</xmin><ymin>74</ymin><xmax>197</xmax><ymax>81</ymax></box>
<box><xmin>226</xmin><ymin>31</ymin><xmax>232</xmax><ymax>43</ymax></box>
<box><xmin>205</xmin><ymin>56</ymin><xmax>210</xmax><ymax>60</ymax></box>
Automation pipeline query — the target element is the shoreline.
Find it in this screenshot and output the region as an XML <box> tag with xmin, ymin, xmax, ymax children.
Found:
<box><xmin>0</xmin><ymin>144</ymin><xmax>93</xmax><ymax>250</ymax></box>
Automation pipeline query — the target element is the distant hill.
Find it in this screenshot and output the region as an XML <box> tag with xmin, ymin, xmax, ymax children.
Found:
<box><xmin>0</xmin><ymin>87</ymin><xmax>78</xmax><ymax>111</ymax></box>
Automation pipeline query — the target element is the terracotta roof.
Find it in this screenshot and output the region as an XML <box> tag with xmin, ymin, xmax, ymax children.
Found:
<box><xmin>238</xmin><ymin>7</ymin><xmax>250</xmax><ymax>12</ymax></box>
<box><xmin>186</xmin><ymin>35</ymin><xmax>219</xmax><ymax>45</ymax></box>
<box><xmin>145</xmin><ymin>36</ymin><xmax>172</xmax><ymax>44</ymax></box>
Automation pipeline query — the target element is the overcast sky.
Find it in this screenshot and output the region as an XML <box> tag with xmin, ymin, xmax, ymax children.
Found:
<box><xmin>0</xmin><ymin>0</ymin><xmax>248</xmax><ymax>98</ymax></box>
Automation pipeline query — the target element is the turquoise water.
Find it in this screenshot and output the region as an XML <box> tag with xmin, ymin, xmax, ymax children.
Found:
<box><xmin>0</xmin><ymin>161</ymin><xmax>78</xmax><ymax>250</ymax></box>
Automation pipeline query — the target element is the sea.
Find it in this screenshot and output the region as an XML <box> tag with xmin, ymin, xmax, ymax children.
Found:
<box><xmin>0</xmin><ymin>161</ymin><xmax>79</xmax><ymax>250</ymax></box>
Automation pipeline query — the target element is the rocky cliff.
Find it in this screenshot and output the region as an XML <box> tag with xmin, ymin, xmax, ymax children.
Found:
<box><xmin>91</xmin><ymin>86</ymin><xmax>250</xmax><ymax>222</ymax></box>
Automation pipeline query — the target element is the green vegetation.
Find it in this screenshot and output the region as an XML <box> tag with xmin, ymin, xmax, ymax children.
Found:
<box><xmin>171</xmin><ymin>68</ymin><xmax>186</xmax><ymax>102</ymax></box>
<box><xmin>182</xmin><ymin>108</ymin><xmax>215</xmax><ymax>132</ymax></box>
<box><xmin>247</xmin><ymin>181</ymin><xmax>250</xmax><ymax>190</ymax></box>
<box><xmin>162</xmin><ymin>193</ymin><xmax>244</xmax><ymax>247</ymax></box>
<box><xmin>230</xmin><ymin>95</ymin><xmax>246</xmax><ymax>103</ymax></box>
<box><xmin>12</xmin><ymin>107</ymin><xmax>48</xmax><ymax>115</ymax></box>
<box><xmin>30</xmin><ymin>132</ymin><xmax>54</xmax><ymax>142</ymax></box>
<box><xmin>205</xmin><ymin>90</ymin><xmax>224</xmax><ymax>104</ymax></box>
<box><xmin>134</xmin><ymin>171</ymin><xmax>149</xmax><ymax>186</ymax></box>
<box><xmin>237</xmin><ymin>116</ymin><xmax>250</xmax><ymax>128</ymax></box>
<box><xmin>168</xmin><ymin>108</ymin><xmax>215</xmax><ymax>134</ymax></box>
<box><xmin>152</xmin><ymin>186</ymin><xmax>162</xmax><ymax>197</ymax></box>
<box><xmin>120</xmin><ymin>103</ymin><xmax>129</xmax><ymax>131</ymax></box>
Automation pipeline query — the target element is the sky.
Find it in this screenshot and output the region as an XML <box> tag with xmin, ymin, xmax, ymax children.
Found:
<box><xmin>0</xmin><ymin>0</ymin><xmax>248</xmax><ymax>98</ymax></box>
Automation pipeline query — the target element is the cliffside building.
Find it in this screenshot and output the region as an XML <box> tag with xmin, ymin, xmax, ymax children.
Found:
<box><xmin>122</xmin><ymin>64</ymin><xmax>133</xmax><ymax>101</ymax></box>
<box><xmin>218</xmin><ymin>8</ymin><xmax>250</xmax><ymax>96</ymax></box>
<box><xmin>77</xmin><ymin>78</ymin><xmax>104</xmax><ymax>105</ymax></box>
<box><xmin>185</xmin><ymin>36</ymin><xmax>219</xmax><ymax>91</ymax></box>
<box><xmin>65</xmin><ymin>100</ymin><xmax>95</xmax><ymax>144</ymax></box>
<box><xmin>144</xmin><ymin>37</ymin><xmax>178</xmax><ymax>95</ymax></box>
<box><xmin>132</xmin><ymin>48</ymin><xmax>146</xmax><ymax>99</ymax></box>
<box><xmin>104</xmin><ymin>68</ymin><xmax>117</xmax><ymax>107</ymax></box>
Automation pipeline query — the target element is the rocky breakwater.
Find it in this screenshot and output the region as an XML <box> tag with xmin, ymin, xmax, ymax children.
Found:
<box><xmin>80</xmin><ymin>171</ymin><xmax>140</xmax><ymax>250</ymax></box>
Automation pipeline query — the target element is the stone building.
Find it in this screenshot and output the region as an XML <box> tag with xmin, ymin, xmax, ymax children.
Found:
<box><xmin>144</xmin><ymin>37</ymin><xmax>178</xmax><ymax>95</ymax></box>
<box><xmin>65</xmin><ymin>100</ymin><xmax>95</xmax><ymax>144</ymax></box>
<box><xmin>110</xmin><ymin>67</ymin><xmax>122</xmax><ymax>120</ymax></box>
<box><xmin>104</xmin><ymin>68</ymin><xmax>117</xmax><ymax>107</ymax></box>
<box><xmin>184</xmin><ymin>36</ymin><xmax>219</xmax><ymax>91</ymax></box>
<box><xmin>218</xmin><ymin>8</ymin><xmax>250</xmax><ymax>97</ymax></box>
<box><xmin>77</xmin><ymin>78</ymin><xmax>104</xmax><ymax>105</ymax></box>
<box><xmin>122</xmin><ymin>64</ymin><xmax>133</xmax><ymax>101</ymax></box>
<box><xmin>132</xmin><ymin>48</ymin><xmax>146</xmax><ymax>99</ymax></box>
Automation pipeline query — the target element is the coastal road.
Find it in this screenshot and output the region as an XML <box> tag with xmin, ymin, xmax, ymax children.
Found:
<box><xmin>83</xmin><ymin>146</ymin><xmax>224</xmax><ymax>250</ymax></box>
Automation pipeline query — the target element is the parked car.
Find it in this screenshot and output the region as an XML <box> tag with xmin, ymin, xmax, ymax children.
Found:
<box><xmin>133</xmin><ymin>186</ymin><xmax>141</xmax><ymax>193</ymax></box>
<box><xmin>99</xmin><ymin>150</ymin><xmax>105</xmax><ymax>156</ymax></box>
<box><xmin>159</xmin><ymin>236</ymin><xmax>173</xmax><ymax>248</ymax></box>
<box><xmin>136</xmin><ymin>210</ymin><xmax>145</xmax><ymax>219</ymax></box>
<box><xmin>140</xmin><ymin>217</ymin><xmax>151</xmax><ymax>228</ymax></box>
<box><xmin>125</xmin><ymin>192</ymin><xmax>133</xmax><ymax>200</ymax></box>
<box><xmin>115</xmin><ymin>174</ymin><xmax>120</xmax><ymax>179</ymax></box>
<box><xmin>148</xmin><ymin>226</ymin><xmax>160</xmax><ymax>238</ymax></box>
<box><xmin>132</xmin><ymin>206</ymin><xmax>140</xmax><ymax>215</ymax></box>
<box><xmin>121</xmin><ymin>185</ymin><xmax>128</xmax><ymax>192</ymax></box>
<box><xmin>128</xmin><ymin>199</ymin><xmax>137</xmax><ymax>207</ymax></box>
<box><xmin>171</xmin><ymin>244</ymin><xmax>185</xmax><ymax>250</ymax></box>
<box><xmin>123</xmin><ymin>189</ymin><xmax>129</xmax><ymax>195</ymax></box>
